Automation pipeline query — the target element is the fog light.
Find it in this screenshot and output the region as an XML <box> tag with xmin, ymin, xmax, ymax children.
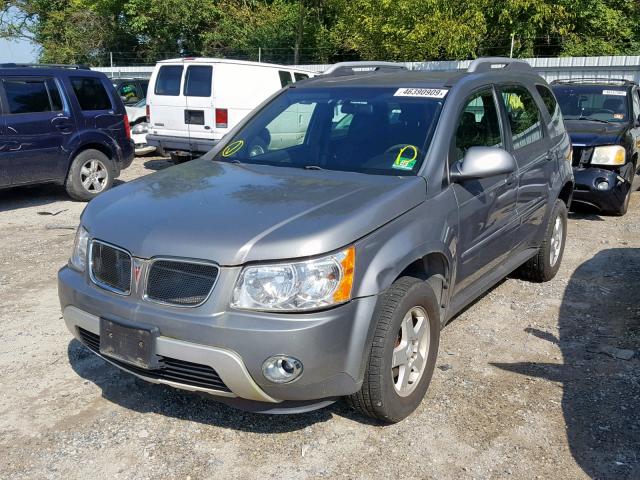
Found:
<box><xmin>596</xmin><ymin>179</ymin><xmax>610</xmax><ymax>191</ymax></box>
<box><xmin>262</xmin><ymin>355</ymin><xmax>303</xmax><ymax>384</ymax></box>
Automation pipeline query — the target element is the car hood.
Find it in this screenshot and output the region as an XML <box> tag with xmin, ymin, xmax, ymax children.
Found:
<box><xmin>83</xmin><ymin>159</ymin><xmax>427</xmax><ymax>265</ymax></box>
<box><xmin>564</xmin><ymin>120</ymin><xmax>627</xmax><ymax>146</ymax></box>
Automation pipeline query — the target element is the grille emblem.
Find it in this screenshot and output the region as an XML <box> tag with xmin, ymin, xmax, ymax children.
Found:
<box><xmin>133</xmin><ymin>261</ymin><xmax>143</xmax><ymax>288</ymax></box>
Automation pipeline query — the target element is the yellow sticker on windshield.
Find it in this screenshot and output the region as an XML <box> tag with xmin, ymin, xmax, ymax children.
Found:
<box><xmin>392</xmin><ymin>145</ymin><xmax>418</xmax><ymax>171</ymax></box>
<box><xmin>222</xmin><ymin>140</ymin><xmax>244</xmax><ymax>157</ymax></box>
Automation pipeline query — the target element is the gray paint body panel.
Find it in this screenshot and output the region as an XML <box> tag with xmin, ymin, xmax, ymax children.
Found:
<box><xmin>61</xmin><ymin>64</ymin><xmax>574</xmax><ymax>404</ymax></box>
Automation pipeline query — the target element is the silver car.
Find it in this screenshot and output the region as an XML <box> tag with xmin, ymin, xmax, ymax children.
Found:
<box><xmin>58</xmin><ymin>59</ymin><xmax>574</xmax><ymax>422</ymax></box>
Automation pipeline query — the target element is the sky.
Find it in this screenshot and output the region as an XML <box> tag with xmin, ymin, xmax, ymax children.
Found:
<box><xmin>0</xmin><ymin>37</ymin><xmax>38</xmax><ymax>63</ymax></box>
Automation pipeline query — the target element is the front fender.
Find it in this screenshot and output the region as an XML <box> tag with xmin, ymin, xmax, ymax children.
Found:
<box><xmin>352</xmin><ymin>188</ymin><xmax>458</xmax><ymax>300</ymax></box>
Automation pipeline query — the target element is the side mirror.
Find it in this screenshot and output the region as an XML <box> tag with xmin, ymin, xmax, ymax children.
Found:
<box><xmin>450</xmin><ymin>146</ymin><xmax>516</xmax><ymax>182</ymax></box>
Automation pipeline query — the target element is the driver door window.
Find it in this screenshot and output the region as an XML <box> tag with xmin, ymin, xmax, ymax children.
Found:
<box><xmin>453</xmin><ymin>89</ymin><xmax>503</xmax><ymax>162</ymax></box>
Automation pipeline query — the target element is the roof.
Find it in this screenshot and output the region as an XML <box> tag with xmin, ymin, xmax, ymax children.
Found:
<box><xmin>157</xmin><ymin>57</ymin><xmax>314</xmax><ymax>73</ymax></box>
<box><xmin>296</xmin><ymin>58</ymin><xmax>542</xmax><ymax>90</ymax></box>
<box><xmin>298</xmin><ymin>70</ymin><xmax>467</xmax><ymax>89</ymax></box>
<box><xmin>0</xmin><ymin>64</ymin><xmax>105</xmax><ymax>77</ymax></box>
<box><xmin>550</xmin><ymin>78</ymin><xmax>636</xmax><ymax>87</ymax></box>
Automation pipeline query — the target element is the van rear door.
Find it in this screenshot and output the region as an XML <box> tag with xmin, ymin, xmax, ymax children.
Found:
<box><xmin>183</xmin><ymin>64</ymin><xmax>215</xmax><ymax>152</ymax></box>
<box><xmin>149</xmin><ymin>64</ymin><xmax>187</xmax><ymax>140</ymax></box>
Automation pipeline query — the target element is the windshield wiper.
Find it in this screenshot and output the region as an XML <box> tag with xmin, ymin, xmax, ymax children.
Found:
<box><xmin>577</xmin><ymin>116</ymin><xmax>614</xmax><ymax>124</ymax></box>
<box><xmin>303</xmin><ymin>165</ymin><xmax>325</xmax><ymax>170</ymax></box>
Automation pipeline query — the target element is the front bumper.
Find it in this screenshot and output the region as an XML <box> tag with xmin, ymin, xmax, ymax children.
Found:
<box><xmin>572</xmin><ymin>167</ymin><xmax>629</xmax><ymax>212</ymax></box>
<box><xmin>58</xmin><ymin>266</ymin><xmax>378</xmax><ymax>403</ymax></box>
<box><xmin>147</xmin><ymin>134</ymin><xmax>218</xmax><ymax>154</ymax></box>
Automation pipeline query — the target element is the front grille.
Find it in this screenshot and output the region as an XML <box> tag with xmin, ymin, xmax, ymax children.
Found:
<box><xmin>572</xmin><ymin>146</ymin><xmax>592</xmax><ymax>167</ymax></box>
<box><xmin>90</xmin><ymin>241</ymin><xmax>132</xmax><ymax>294</ymax></box>
<box><xmin>77</xmin><ymin>328</ymin><xmax>231</xmax><ymax>392</ymax></box>
<box><xmin>146</xmin><ymin>260</ymin><xmax>218</xmax><ymax>306</ymax></box>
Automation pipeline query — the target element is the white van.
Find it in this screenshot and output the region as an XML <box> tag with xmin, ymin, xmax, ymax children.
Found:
<box><xmin>146</xmin><ymin>58</ymin><xmax>313</xmax><ymax>158</ymax></box>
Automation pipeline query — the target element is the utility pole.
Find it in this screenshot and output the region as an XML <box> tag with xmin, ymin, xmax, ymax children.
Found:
<box><xmin>110</xmin><ymin>51</ymin><xmax>114</xmax><ymax>68</ymax></box>
<box><xmin>294</xmin><ymin>1</ymin><xmax>304</xmax><ymax>65</ymax></box>
<box><xmin>509</xmin><ymin>34</ymin><xmax>515</xmax><ymax>58</ymax></box>
<box><xmin>258</xmin><ymin>47</ymin><xmax>262</xmax><ymax>63</ymax></box>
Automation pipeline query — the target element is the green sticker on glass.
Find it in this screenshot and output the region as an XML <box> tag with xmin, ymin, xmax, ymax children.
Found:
<box><xmin>392</xmin><ymin>145</ymin><xmax>418</xmax><ymax>171</ymax></box>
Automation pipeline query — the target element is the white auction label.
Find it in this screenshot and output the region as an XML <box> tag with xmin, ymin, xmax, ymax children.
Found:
<box><xmin>394</xmin><ymin>88</ymin><xmax>449</xmax><ymax>98</ymax></box>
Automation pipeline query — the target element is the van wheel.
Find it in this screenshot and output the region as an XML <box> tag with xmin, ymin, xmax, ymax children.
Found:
<box><xmin>65</xmin><ymin>149</ymin><xmax>115</xmax><ymax>201</ymax></box>
<box><xmin>347</xmin><ymin>277</ymin><xmax>440</xmax><ymax>423</ymax></box>
<box><xmin>170</xmin><ymin>152</ymin><xmax>192</xmax><ymax>164</ymax></box>
<box><xmin>518</xmin><ymin>199</ymin><xmax>567</xmax><ymax>282</ymax></box>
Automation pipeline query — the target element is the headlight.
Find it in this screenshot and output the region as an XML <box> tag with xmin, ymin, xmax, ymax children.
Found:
<box><xmin>131</xmin><ymin>122</ymin><xmax>149</xmax><ymax>134</ymax></box>
<box><xmin>231</xmin><ymin>247</ymin><xmax>355</xmax><ymax>311</ymax></box>
<box><xmin>69</xmin><ymin>226</ymin><xmax>89</xmax><ymax>271</ymax></box>
<box><xmin>591</xmin><ymin>145</ymin><xmax>625</xmax><ymax>166</ymax></box>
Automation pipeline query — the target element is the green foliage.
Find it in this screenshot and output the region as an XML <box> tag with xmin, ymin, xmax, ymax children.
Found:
<box><xmin>1</xmin><ymin>0</ymin><xmax>639</xmax><ymax>65</ymax></box>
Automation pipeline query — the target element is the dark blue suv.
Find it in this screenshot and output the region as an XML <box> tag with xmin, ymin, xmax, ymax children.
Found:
<box><xmin>0</xmin><ymin>64</ymin><xmax>134</xmax><ymax>201</ymax></box>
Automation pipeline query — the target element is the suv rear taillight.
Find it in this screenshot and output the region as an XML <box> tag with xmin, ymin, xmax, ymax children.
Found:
<box><xmin>124</xmin><ymin>114</ymin><xmax>131</xmax><ymax>140</ymax></box>
<box><xmin>146</xmin><ymin>104</ymin><xmax>150</xmax><ymax>122</ymax></box>
<box><xmin>215</xmin><ymin>108</ymin><xmax>228</xmax><ymax>128</ymax></box>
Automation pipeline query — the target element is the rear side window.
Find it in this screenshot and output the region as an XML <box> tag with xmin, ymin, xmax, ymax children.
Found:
<box><xmin>279</xmin><ymin>71</ymin><xmax>293</xmax><ymax>88</ymax></box>
<box><xmin>500</xmin><ymin>86</ymin><xmax>544</xmax><ymax>149</ymax></box>
<box><xmin>184</xmin><ymin>66</ymin><xmax>212</xmax><ymax>97</ymax></box>
<box><xmin>294</xmin><ymin>73</ymin><xmax>309</xmax><ymax>82</ymax></box>
<box><xmin>155</xmin><ymin>66</ymin><xmax>183</xmax><ymax>96</ymax></box>
<box><xmin>3</xmin><ymin>78</ymin><xmax>62</xmax><ymax>114</ymax></box>
<box><xmin>71</xmin><ymin>77</ymin><xmax>112</xmax><ymax>111</ymax></box>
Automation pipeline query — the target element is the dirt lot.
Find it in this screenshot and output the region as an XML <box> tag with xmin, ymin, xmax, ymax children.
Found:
<box><xmin>1</xmin><ymin>157</ymin><xmax>639</xmax><ymax>480</ymax></box>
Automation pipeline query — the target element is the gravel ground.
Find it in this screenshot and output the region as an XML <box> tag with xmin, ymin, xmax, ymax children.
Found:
<box><xmin>0</xmin><ymin>157</ymin><xmax>639</xmax><ymax>480</ymax></box>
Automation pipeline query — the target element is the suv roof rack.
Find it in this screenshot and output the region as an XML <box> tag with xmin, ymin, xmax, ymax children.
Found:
<box><xmin>0</xmin><ymin>63</ymin><xmax>91</xmax><ymax>70</ymax></box>
<box><xmin>323</xmin><ymin>61</ymin><xmax>407</xmax><ymax>77</ymax></box>
<box><xmin>467</xmin><ymin>57</ymin><xmax>532</xmax><ymax>73</ymax></box>
<box><xmin>550</xmin><ymin>78</ymin><xmax>636</xmax><ymax>86</ymax></box>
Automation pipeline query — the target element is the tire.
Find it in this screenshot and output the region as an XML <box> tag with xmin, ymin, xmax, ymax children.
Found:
<box><xmin>347</xmin><ymin>276</ymin><xmax>440</xmax><ymax>423</ymax></box>
<box><xmin>169</xmin><ymin>152</ymin><xmax>192</xmax><ymax>164</ymax></box>
<box><xmin>606</xmin><ymin>165</ymin><xmax>634</xmax><ymax>216</ymax></box>
<box><xmin>65</xmin><ymin>149</ymin><xmax>115</xmax><ymax>201</ymax></box>
<box><xmin>518</xmin><ymin>199</ymin><xmax>568</xmax><ymax>282</ymax></box>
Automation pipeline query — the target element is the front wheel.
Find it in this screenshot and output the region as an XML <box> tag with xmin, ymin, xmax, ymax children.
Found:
<box><xmin>517</xmin><ymin>199</ymin><xmax>567</xmax><ymax>282</ymax></box>
<box><xmin>347</xmin><ymin>276</ymin><xmax>440</xmax><ymax>423</ymax></box>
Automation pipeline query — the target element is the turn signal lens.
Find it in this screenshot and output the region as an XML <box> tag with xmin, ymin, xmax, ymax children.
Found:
<box><xmin>333</xmin><ymin>246</ymin><xmax>355</xmax><ymax>303</ymax></box>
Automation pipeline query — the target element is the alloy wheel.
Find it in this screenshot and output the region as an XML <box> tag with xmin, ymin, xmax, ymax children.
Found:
<box><xmin>392</xmin><ymin>306</ymin><xmax>431</xmax><ymax>397</ymax></box>
<box><xmin>80</xmin><ymin>159</ymin><xmax>108</xmax><ymax>193</ymax></box>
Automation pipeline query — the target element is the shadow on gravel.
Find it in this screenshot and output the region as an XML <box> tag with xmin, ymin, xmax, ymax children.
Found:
<box><xmin>494</xmin><ymin>248</ymin><xmax>640</xmax><ymax>479</ymax></box>
<box><xmin>143</xmin><ymin>158</ymin><xmax>173</xmax><ymax>171</ymax></box>
<box><xmin>0</xmin><ymin>183</ymin><xmax>70</xmax><ymax>212</ymax></box>
<box><xmin>66</xmin><ymin>339</ymin><xmax>374</xmax><ymax>432</ymax></box>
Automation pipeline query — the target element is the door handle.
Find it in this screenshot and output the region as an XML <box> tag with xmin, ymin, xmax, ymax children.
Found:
<box><xmin>545</xmin><ymin>151</ymin><xmax>555</xmax><ymax>161</ymax></box>
<box><xmin>52</xmin><ymin>117</ymin><xmax>74</xmax><ymax>133</ymax></box>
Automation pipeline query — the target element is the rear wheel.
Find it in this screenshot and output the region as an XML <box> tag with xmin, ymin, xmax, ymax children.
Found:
<box><xmin>65</xmin><ymin>149</ymin><xmax>115</xmax><ymax>201</ymax></box>
<box><xmin>347</xmin><ymin>276</ymin><xmax>440</xmax><ymax>423</ymax></box>
<box><xmin>518</xmin><ymin>199</ymin><xmax>567</xmax><ymax>282</ymax></box>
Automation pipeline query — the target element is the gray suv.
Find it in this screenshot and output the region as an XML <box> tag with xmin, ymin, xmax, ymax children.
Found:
<box><xmin>58</xmin><ymin>58</ymin><xmax>574</xmax><ymax>423</ymax></box>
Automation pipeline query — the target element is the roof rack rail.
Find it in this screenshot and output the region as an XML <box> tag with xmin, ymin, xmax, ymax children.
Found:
<box><xmin>0</xmin><ymin>63</ymin><xmax>91</xmax><ymax>70</ymax></box>
<box><xmin>322</xmin><ymin>61</ymin><xmax>407</xmax><ymax>77</ymax></box>
<box><xmin>550</xmin><ymin>78</ymin><xmax>636</xmax><ymax>86</ymax></box>
<box><xmin>467</xmin><ymin>57</ymin><xmax>531</xmax><ymax>73</ymax></box>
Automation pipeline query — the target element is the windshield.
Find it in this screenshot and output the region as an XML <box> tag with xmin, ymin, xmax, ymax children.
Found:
<box><xmin>552</xmin><ymin>85</ymin><xmax>630</xmax><ymax>123</ymax></box>
<box><xmin>213</xmin><ymin>87</ymin><xmax>445</xmax><ymax>175</ymax></box>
